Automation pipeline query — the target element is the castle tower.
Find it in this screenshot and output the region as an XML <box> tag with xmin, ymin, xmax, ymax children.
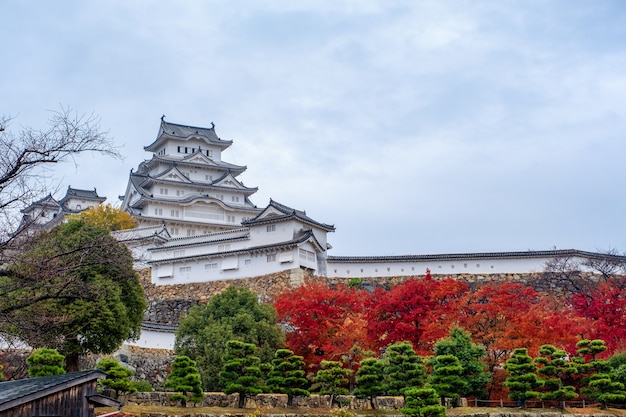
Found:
<box><xmin>120</xmin><ymin>118</ymin><xmax>262</xmax><ymax>237</ymax></box>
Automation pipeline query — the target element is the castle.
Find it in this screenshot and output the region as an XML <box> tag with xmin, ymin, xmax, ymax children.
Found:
<box><xmin>116</xmin><ymin>118</ymin><xmax>611</xmax><ymax>286</ymax></box>
<box><xmin>19</xmin><ymin>117</ymin><xmax>623</xmax><ymax>352</ymax></box>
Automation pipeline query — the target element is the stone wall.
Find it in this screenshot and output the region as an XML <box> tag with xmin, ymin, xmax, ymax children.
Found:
<box><xmin>128</xmin><ymin>268</ymin><xmax>601</xmax><ymax>389</ymax></box>
<box><xmin>124</xmin><ymin>392</ymin><xmax>405</xmax><ymax>410</ymax></box>
<box><xmin>139</xmin><ymin>268</ymin><xmax>565</xmax><ymax>327</ymax></box>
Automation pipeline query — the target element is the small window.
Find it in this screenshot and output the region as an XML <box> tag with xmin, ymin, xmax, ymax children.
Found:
<box><xmin>177</xmin><ymin>146</ymin><xmax>181</xmax><ymax>152</ymax></box>
<box><xmin>267</xmin><ymin>254</ymin><xmax>276</xmax><ymax>262</ymax></box>
<box><xmin>266</xmin><ymin>224</ymin><xmax>276</xmax><ymax>232</ymax></box>
<box><xmin>179</xmin><ymin>266</ymin><xmax>191</xmax><ymax>273</ymax></box>
<box><xmin>244</xmin><ymin>259</ymin><xmax>251</xmax><ymax>266</ymax></box>
<box><xmin>218</xmin><ymin>244</ymin><xmax>231</xmax><ymax>251</ymax></box>
<box><xmin>205</xmin><ymin>263</ymin><xmax>218</xmax><ymax>270</ymax></box>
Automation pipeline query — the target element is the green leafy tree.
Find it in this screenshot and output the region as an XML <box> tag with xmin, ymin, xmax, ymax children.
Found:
<box><xmin>0</xmin><ymin>219</ymin><xmax>145</xmax><ymax>371</ymax></box>
<box><xmin>220</xmin><ymin>340</ymin><xmax>266</xmax><ymax>408</ymax></box>
<box><xmin>582</xmin><ymin>373</ymin><xmax>626</xmax><ymax>409</ymax></box>
<box><xmin>383</xmin><ymin>341</ymin><xmax>427</xmax><ymax>397</ymax></box>
<box><xmin>97</xmin><ymin>358</ymin><xmax>135</xmax><ymax>398</ymax></box>
<box><xmin>0</xmin><ymin>363</ymin><xmax>3</xmax><ymax>381</ymax></box>
<box><xmin>433</xmin><ymin>326</ymin><xmax>491</xmax><ymax>398</ymax></box>
<box><xmin>400</xmin><ymin>387</ymin><xmax>447</xmax><ymax>417</ymax></box>
<box><xmin>353</xmin><ymin>357</ymin><xmax>385</xmax><ymax>409</ymax></box>
<box><xmin>609</xmin><ymin>353</ymin><xmax>626</xmax><ymax>388</ymax></box>
<box><xmin>131</xmin><ymin>380</ymin><xmax>153</xmax><ymax>392</ymax></box>
<box><xmin>503</xmin><ymin>348</ymin><xmax>543</xmax><ymax>408</ymax></box>
<box><xmin>608</xmin><ymin>353</ymin><xmax>626</xmax><ymax>370</ymax></box>
<box><xmin>534</xmin><ymin>345</ymin><xmax>578</xmax><ymax>410</ymax></box>
<box><xmin>429</xmin><ymin>354</ymin><xmax>466</xmax><ymax>407</ymax></box>
<box><xmin>313</xmin><ymin>360</ymin><xmax>352</xmax><ymax>408</ymax></box>
<box><xmin>164</xmin><ymin>355</ymin><xmax>204</xmax><ymax>407</ymax></box>
<box><xmin>266</xmin><ymin>348</ymin><xmax>310</xmax><ymax>406</ymax></box>
<box><xmin>26</xmin><ymin>348</ymin><xmax>66</xmax><ymax>377</ymax></box>
<box><xmin>175</xmin><ymin>286</ymin><xmax>285</xmax><ymax>390</ymax></box>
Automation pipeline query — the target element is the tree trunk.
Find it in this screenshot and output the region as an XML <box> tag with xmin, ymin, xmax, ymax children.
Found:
<box><xmin>65</xmin><ymin>353</ymin><xmax>80</xmax><ymax>372</ymax></box>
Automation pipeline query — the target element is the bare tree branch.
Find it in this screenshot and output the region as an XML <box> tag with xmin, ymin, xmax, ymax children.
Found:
<box><xmin>0</xmin><ymin>107</ymin><xmax>120</xmax><ymax>249</ymax></box>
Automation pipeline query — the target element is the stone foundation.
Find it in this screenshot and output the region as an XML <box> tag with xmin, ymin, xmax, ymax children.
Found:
<box><xmin>124</xmin><ymin>392</ymin><xmax>405</xmax><ymax>410</ymax></box>
<box><xmin>138</xmin><ymin>267</ymin><xmax>574</xmax><ymax>328</ymax></box>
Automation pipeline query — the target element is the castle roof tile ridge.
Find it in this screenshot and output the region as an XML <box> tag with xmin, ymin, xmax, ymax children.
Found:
<box><xmin>148</xmin><ymin>229</ymin><xmax>320</xmax><ymax>264</ymax></box>
<box><xmin>327</xmin><ymin>249</ymin><xmax>626</xmax><ymax>263</ymax></box>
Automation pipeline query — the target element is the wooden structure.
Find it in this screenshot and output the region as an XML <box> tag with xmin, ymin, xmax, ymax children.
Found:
<box><xmin>0</xmin><ymin>370</ymin><xmax>120</xmax><ymax>417</ymax></box>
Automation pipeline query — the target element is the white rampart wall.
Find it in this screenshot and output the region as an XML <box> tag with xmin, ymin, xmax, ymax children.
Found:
<box><xmin>326</xmin><ymin>254</ymin><xmax>594</xmax><ymax>278</ymax></box>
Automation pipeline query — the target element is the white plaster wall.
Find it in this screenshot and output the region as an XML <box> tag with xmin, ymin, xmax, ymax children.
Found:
<box><xmin>128</xmin><ymin>329</ymin><xmax>175</xmax><ymax>350</ymax></box>
<box><xmin>152</xmin><ymin>248</ymin><xmax>303</xmax><ymax>285</ymax></box>
<box><xmin>326</xmin><ymin>255</ymin><xmax>594</xmax><ymax>278</ymax></box>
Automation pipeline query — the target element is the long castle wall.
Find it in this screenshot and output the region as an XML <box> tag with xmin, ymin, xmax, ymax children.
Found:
<box><xmin>137</xmin><ymin>266</ymin><xmax>579</xmax><ymax>328</ymax></box>
<box><xmin>124</xmin><ymin>266</ymin><xmax>599</xmax><ymax>389</ymax></box>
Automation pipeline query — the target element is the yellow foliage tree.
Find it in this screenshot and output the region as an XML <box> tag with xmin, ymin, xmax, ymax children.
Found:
<box><xmin>71</xmin><ymin>204</ymin><xmax>137</xmax><ymax>231</ymax></box>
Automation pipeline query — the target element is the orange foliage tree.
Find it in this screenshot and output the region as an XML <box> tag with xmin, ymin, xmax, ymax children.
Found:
<box><xmin>456</xmin><ymin>282</ymin><xmax>582</xmax><ymax>373</ymax></box>
<box><xmin>365</xmin><ymin>270</ymin><xmax>468</xmax><ymax>355</ymax></box>
<box><xmin>274</xmin><ymin>283</ymin><xmax>373</xmax><ymax>369</ymax></box>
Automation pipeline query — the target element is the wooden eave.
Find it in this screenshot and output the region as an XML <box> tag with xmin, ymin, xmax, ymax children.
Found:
<box><xmin>0</xmin><ymin>370</ymin><xmax>106</xmax><ymax>412</ymax></box>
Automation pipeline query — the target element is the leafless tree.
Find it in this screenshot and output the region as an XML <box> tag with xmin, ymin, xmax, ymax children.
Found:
<box><xmin>0</xmin><ymin>107</ymin><xmax>120</xmax><ymax>251</ymax></box>
<box><xmin>537</xmin><ymin>250</ymin><xmax>626</xmax><ymax>298</ymax></box>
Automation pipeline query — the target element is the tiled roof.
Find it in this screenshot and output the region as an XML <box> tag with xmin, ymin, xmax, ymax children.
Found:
<box><xmin>0</xmin><ymin>370</ymin><xmax>106</xmax><ymax>411</ymax></box>
<box><xmin>145</xmin><ymin>153</ymin><xmax>247</xmax><ymax>174</ymax></box>
<box><xmin>327</xmin><ymin>249</ymin><xmax>626</xmax><ymax>264</ymax></box>
<box><xmin>59</xmin><ymin>186</ymin><xmax>105</xmax><ymax>204</ymax></box>
<box><xmin>144</xmin><ymin>118</ymin><xmax>233</xmax><ymax>151</ymax></box>
<box><xmin>243</xmin><ymin>199</ymin><xmax>335</xmax><ymax>232</ymax></box>
<box><xmin>148</xmin><ymin>229</ymin><xmax>324</xmax><ymax>265</ymax></box>
<box><xmin>20</xmin><ymin>193</ymin><xmax>59</xmax><ymax>213</ymax></box>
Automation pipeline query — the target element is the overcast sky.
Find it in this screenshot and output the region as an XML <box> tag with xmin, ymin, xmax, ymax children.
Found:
<box><xmin>2</xmin><ymin>1</ymin><xmax>625</xmax><ymax>256</ymax></box>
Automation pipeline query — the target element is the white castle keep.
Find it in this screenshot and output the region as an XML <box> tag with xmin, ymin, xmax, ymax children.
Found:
<box><xmin>117</xmin><ymin>118</ymin><xmax>334</xmax><ymax>285</ymax></box>
<box><xmin>114</xmin><ymin>117</ymin><xmax>618</xmax><ymax>286</ymax></box>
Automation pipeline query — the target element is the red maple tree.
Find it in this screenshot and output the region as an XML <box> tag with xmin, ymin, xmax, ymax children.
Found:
<box><xmin>274</xmin><ymin>283</ymin><xmax>373</xmax><ymax>368</ymax></box>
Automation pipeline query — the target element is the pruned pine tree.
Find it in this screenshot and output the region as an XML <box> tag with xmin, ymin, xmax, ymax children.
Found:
<box><xmin>433</xmin><ymin>326</ymin><xmax>491</xmax><ymax>399</ymax></box>
<box><xmin>429</xmin><ymin>354</ymin><xmax>466</xmax><ymax>407</ymax></box>
<box><xmin>503</xmin><ymin>348</ymin><xmax>543</xmax><ymax>408</ymax></box>
<box><xmin>164</xmin><ymin>355</ymin><xmax>204</xmax><ymax>407</ymax></box>
<box><xmin>313</xmin><ymin>360</ymin><xmax>352</xmax><ymax>408</ymax></box>
<box><xmin>220</xmin><ymin>340</ymin><xmax>265</xmax><ymax>408</ymax></box>
<box><xmin>401</xmin><ymin>387</ymin><xmax>447</xmax><ymax>417</ymax></box>
<box><xmin>266</xmin><ymin>348</ymin><xmax>310</xmax><ymax>406</ymax></box>
<box><xmin>535</xmin><ymin>344</ymin><xmax>578</xmax><ymax>410</ymax></box>
<box><xmin>582</xmin><ymin>373</ymin><xmax>626</xmax><ymax>410</ymax></box>
<box><xmin>26</xmin><ymin>348</ymin><xmax>65</xmax><ymax>377</ymax></box>
<box><xmin>97</xmin><ymin>358</ymin><xmax>135</xmax><ymax>399</ymax></box>
<box><xmin>383</xmin><ymin>341</ymin><xmax>427</xmax><ymax>397</ymax></box>
<box><xmin>353</xmin><ymin>357</ymin><xmax>385</xmax><ymax>409</ymax></box>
